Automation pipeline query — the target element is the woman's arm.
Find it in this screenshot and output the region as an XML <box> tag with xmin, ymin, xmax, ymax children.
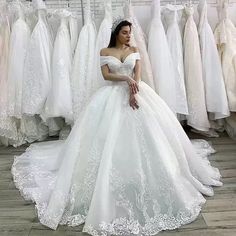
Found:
<box><xmin>101</xmin><ymin>64</ymin><xmax>139</xmax><ymax>94</ymax></box>
<box><xmin>133</xmin><ymin>60</ymin><xmax>141</xmax><ymax>82</ymax></box>
<box><xmin>100</xmin><ymin>64</ymin><xmax>129</xmax><ymax>82</ymax></box>
<box><xmin>100</xmin><ymin>48</ymin><xmax>139</xmax><ymax>94</ymax></box>
<box><xmin>133</xmin><ymin>47</ymin><xmax>141</xmax><ymax>82</ymax></box>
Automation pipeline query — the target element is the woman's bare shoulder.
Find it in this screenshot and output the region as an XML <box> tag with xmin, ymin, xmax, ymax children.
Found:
<box><xmin>100</xmin><ymin>48</ymin><xmax>113</xmax><ymax>56</ymax></box>
<box><xmin>130</xmin><ymin>46</ymin><xmax>139</xmax><ymax>53</ymax></box>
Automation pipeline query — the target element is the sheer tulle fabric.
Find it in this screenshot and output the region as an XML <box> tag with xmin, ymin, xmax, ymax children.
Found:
<box><xmin>91</xmin><ymin>0</ymin><xmax>112</xmax><ymax>91</ymax></box>
<box><xmin>71</xmin><ymin>4</ymin><xmax>97</xmax><ymax>121</ymax></box>
<box><xmin>148</xmin><ymin>0</ymin><xmax>177</xmax><ymax>114</ymax></box>
<box><xmin>43</xmin><ymin>12</ymin><xmax>73</xmax><ymax>124</ymax></box>
<box><xmin>163</xmin><ymin>5</ymin><xmax>188</xmax><ymax>116</ymax></box>
<box><xmin>214</xmin><ymin>1</ymin><xmax>236</xmax><ymax>112</ymax></box>
<box><xmin>0</xmin><ymin>7</ymin><xmax>18</xmax><ymax>141</ymax></box>
<box><xmin>198</xmin><ymin>0</ymin><xmax>229</xmax><ymax>119</ymax></box>
<box><xmin>7</xmin><ymin>3</ymin><xmax>31</xmax><ymax>119</ymax></box>
<box><xmin>12</xmin><ymin>53</ymin><xmax>222</xmax><ymax>235</ymax></box>
<box><xmin>22</xmin><ymin>9</ymin><xmax>53</xmax><ymax>116</ymax></box>
<box><xmin>183</xmin><ymin>6</ymin><xmax>210</xmax><ymax>131</ymax></box>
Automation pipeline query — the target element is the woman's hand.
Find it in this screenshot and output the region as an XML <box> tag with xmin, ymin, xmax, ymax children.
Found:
<box><xmin>129</xmin><ymin>94</ymin><xmax>139</xmax><ymax>110</ymax></box>
<box><xmin>126</xmin><ymin>76</ymin><xmax>139</xmax><ymax>94</ymax></box>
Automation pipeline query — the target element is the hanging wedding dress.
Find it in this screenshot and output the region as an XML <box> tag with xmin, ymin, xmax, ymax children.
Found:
<box><xmin>163</xmin><ymin>4</ymin><xmax>188</xmax><ymax>116</ymax></box>
<box><xmin>198</xmin><ymin>0</ymin><xmax>229</xmax><ymax>120</ymax></box>
<box><xmin>43</xmin><ymin>9</ymin><xmax>73</xmax><ymax>124</ymax></box>
<box><xmin>13</xmin><ymin>51</ymin><xmax>222</xmax><ymax>235</ymax></box>
<box><xmin>69</xmin><ymin>14</ymin><xmax>79</xmax><ymax>56</ymax></box>
<box><xmin>91</xmin><ymin>0</ymin><xmax>112</xmax><ymax>91</ymax></box>
<box><xmin>71</xmin><ymin>0</ymin><xmax>96</xmax><ymax>121</ymax></box>
<box><xmin>214</xmin><ymin>1</ymin><xmax>236</xmax><ymax>111</ymax></box>
<box><xmin>123</xmin><ymin>0</ymin><xmax>155</xmax><ymax>90</ymax></box>
<box><xmin>184</xmin><ymin>5</ymin><xmax>210</xmax><ymax>131</ymax></box>
<box><xmin>0</xmin><ymin>3</ymin><xmax>18</xmax><ymax>143</ymax></box>
<box><xmin>148</xmin><ymin>0</ymin><xmax>177</xmax><ymax>114</ymax></box>
<box><xmin>18</xmin><ymin>0</ymin><xmax>51</xmax><ymax>144</ymax></box>
<box><xmin>7</xmin><ymin>1</ymin><xmax>31</xmax><ymax>119</ymax></box>
<box><xmin>22</xmin><ymin>1</ymin><xmax>53</xmax><ymax>116</ymax></box>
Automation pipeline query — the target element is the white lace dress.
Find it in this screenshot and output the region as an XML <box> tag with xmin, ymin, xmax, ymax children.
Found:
<box><xmin>7</xmin><ymin>2</ymin><xmax>31</xmax><ymax>119</ymax></box>
<box><xmin>163</xmin><ymin>4</ymin><xmax>188</xmax><ymax>116</ymax></box>
<box><xmin>124</xmin><ymin>0</ymin><xmax>155</xmax><ymax>90</ymax></box>
<box><xmin>198</xmin><ymin>0</ymin><xmax>229</xmax><ymax>119</ymax></box>
<box><xmin>0</xmin><ymin>4</ymin><xmax>18</xmax><ymax>142</ymax></box>
<box><xmin>22</xmin><ymin>8</ymin><xmax>53</xmax><ymax>116</ymax></box>
<box><xmin>69</xmin><ymin>14</ymin><xmax>79</xmax><ymax>56</ymax></box>
<box><xmin>71</xmin><ymin>0</ymin><xmax>97</xmax><ymax>121</ymax></box>
<box><xmin>214</xmin><ymin>1</ymin><xmax>236</xmax><ymax>112</ymax></box>
<box><xmin>43</xmin><ymin>10</ymin><xmax>73</xmax><ymax>124</ymax></box>
<box><xmin>184</xmin><ymin>6</ymin><xmax>210</xmax><ymax>131</ymax></box>
<box><xmin>148</xmin><ymin>0</ymin><xmax>177</xmax><ymax>114</ymax></box>
<box><xmin>12</xmin><ymin>52</ymin><xmax>222</xmax><ymax>235</ymax></box>
<box><xmin>91</xmin><ymin>0</ymin><xmax>112</xmax><ymax>91</ymax></box>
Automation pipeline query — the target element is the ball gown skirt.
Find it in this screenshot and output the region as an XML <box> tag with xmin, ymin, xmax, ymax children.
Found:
<box><xmin>12</xmin><ymin>53</ymin><xmax>222</xmax><ymax>236</ymax></box>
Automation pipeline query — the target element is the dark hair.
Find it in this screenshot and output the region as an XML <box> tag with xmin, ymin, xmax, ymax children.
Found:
<box><xmin>108</xmin><ymin>20</ymin><xmax>132</xmax><ymax>48</ymax></box>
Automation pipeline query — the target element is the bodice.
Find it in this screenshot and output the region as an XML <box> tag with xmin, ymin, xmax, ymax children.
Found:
<box><xmin>38</xmin><ymin>9</ymin><xmax>47</xmax><ymax>22</ymax></box>
<box><xmin>163</xmin><ymin>5</ymin><xmax>183</xmax><ymax>26</ymax></box>
<box><xmin>185</xmin><ymin>6</ymin><xmax>194</xmax><ymax>17</ymax></box>
<box><xmin>198</xmin><ymin>0</ymin><xmax>208</xmax><ymax>32</ymax></box>
<box><xmin>100</xmin><ymin>52</ymin><xmax>140</xmax><ymax>77</ymax></box>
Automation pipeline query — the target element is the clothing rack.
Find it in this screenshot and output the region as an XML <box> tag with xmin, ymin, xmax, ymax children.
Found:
<box><xmin>3</xmin><ymin>0</ymin><xmax>231</xmax><ymax>17</ymax></box>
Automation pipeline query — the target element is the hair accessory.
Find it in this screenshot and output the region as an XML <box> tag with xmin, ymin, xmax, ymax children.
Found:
<box><xmin>111</xmin><ymin>16</ymin><xmax>125</xmax><ymax>33</ymax></box>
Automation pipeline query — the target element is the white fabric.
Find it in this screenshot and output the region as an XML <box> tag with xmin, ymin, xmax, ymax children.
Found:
<box><xmin>163</xmin><ymin>4</ymin><xmax>188</xmax><ymax>116</ymax></box>
<box><xmin>91</xmin><ymin>0</ymin><xmax>112</xmax><ymax>91</ymax></box>
<box><xmin>19</xmin><ymin>115</ymin><xmax>48</xmax><ymax>144</ymax></box>
<box><xmin>32</xmin><ymin>0</ymin><xmax>46</xmax><ymax>10</ymax></box>
<box><xmin>0</xmin><ymin>5</ymin><xmax>18</xmax><ymax>141</ymax></box>
<box><xmin>198</xmin><ymin>0</ymin><xmax>229</xmax><ymax>119</ymax></box>
<box><xmin>7</xmin><ymin>2</ymin><xmax>30</xmax><ymax>119</ymax></box>
<box><xmin>124</xmin><ymin>1</ymin><xmax>155</xmax><ymax>90</ymax></box>
<box><xmin>184</xmin><ymin>6</ymin><xmax>210</xmax><ymax>131</ymax></box>
<box><xmin>148</xmin><ymin>0</ymin><xmax>177</xmax><ymax>114</ymax></box>
<box><xmin>214</xmin><ymin>1</ymin><xmax>236</xmax><ymax>112</ymax></box>
<box><xmin>71</xmin><ymin>1</ymin><xmax>97</xmax><ymax>121</ymax></box>
<box><xmin>13</xmin><ymin>52</ymin><xmax>222</xmax><ymax>235</ymax></box>
<box><xmin>43</xmin><ymin>10</ymin><xmax>73</xmax><ymax>124</ymax></box>
<box><xmin>22</xmin><ymin>9</ymin><xmax>53</xmax><ymax>115</ymax></box>
<box><xmin>69</xmin><ymin>15</ymin><xmax>79</xmax><ymax>55</ymax></box>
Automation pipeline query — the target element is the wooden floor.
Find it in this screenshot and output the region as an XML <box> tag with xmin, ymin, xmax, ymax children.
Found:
<box><xmin>0</xmin><ymin>132</ymin><xmax>236</xmax><ymax>236</ymax></box>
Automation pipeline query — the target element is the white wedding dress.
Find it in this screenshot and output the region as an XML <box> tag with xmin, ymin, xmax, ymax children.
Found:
<box><xmin>92</xmin><ymin>0</ymin><xmax>112</xmax><ymax>91</ymax></box>
<box><xmin>69</xmin><ymin>14</ymin><xmax>79</xmax><ymax>56</ymax></box>
<box><xmin>184</xmin><ymin>6</ymin><xmax>210</xmax><ymax>131</ymax></box>
<box><xmin>7</xmin><ymin>2</ymin><xmax>31</xmax><ymax>119</ymax></box>
<box><xmin>71</xmin><ymin>0</ymin><xmax>96</xmax><ymax>121</ymax></box>
<box><xmin>43</xmin><ymin>9</ymin><xmax>73</xmax><ymax>124</ymax></box>
<box><xmin>164</xmin><ymin>4</ymin><xmax>188</xmax><ymax>116</ymax></box>
<box><xmin>0</xmin><ymin>4</ymin><xmax>18</xmax><ymax>143</ymax></box>
<box><xmin>12</xmin><ymin>52</ymin><xmax>222</xmax><ymax>235</ymax></box>
<box><xmin>148</xmin><ymin>0</ymin><xmax>177</xmax><ymax>114</ymax></box>
<box><xmin>214</xmin><ymin>1</ymin><xmax>236</xmax><ymax>112</ymax></box>
<box><xmin>198</xmin><ymin>0</ymin><xmax>229</xmax><ymax>119</ymax></box>
<box><xmin>22</xmin><ymin>8</ymin><xmax>53</xmax><ymax>115</ymax></box>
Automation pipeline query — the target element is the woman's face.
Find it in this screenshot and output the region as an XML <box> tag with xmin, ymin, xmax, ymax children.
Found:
<box><xmin>116</xmin><ymin>25</ymin><xmax>131</xmax><ymax>45</ymax></box>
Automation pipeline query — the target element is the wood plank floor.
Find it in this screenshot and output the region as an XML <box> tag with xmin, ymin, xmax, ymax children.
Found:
<box><xmin>0</xmin><ymin>132</ymin><xmax>236</xmax><ymax>236</ymax></box>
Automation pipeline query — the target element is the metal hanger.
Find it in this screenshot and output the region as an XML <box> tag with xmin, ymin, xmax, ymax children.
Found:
<box><xmin>80</xmin><ymin>0</ymin><xmax>84</xmax><ymax>25</ymax></box>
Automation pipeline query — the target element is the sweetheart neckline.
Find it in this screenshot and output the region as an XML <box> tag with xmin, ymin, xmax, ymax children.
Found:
<box><xmin>101</xmin><ymin>52</ymin><xmax>139</xmax><ymax>64</ymax></box>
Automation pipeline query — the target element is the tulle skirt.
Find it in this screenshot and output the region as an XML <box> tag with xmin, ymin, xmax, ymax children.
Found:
<box><xmin>12</xmin><ymin>81</ymin><xmax>222</xmax><ymax>235</ymax></box>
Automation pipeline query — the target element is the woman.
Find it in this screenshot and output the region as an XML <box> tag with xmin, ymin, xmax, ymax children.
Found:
<box><xmin>12</xmin><ymin>19</ymin><xmax>222</xmax><ymax>235</ymax></box>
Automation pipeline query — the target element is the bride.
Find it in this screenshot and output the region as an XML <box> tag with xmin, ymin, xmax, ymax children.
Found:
<box><xmin>12</xmin><ymin>19</ymin><xmax>222</xmax><ymax>236</ymax></box>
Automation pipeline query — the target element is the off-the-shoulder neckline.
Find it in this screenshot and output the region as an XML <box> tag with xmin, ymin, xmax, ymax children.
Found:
<box><xmin>100</xmin><ymin>52</ymin><xmax>139</xmax><ymax>64</ymax></box>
